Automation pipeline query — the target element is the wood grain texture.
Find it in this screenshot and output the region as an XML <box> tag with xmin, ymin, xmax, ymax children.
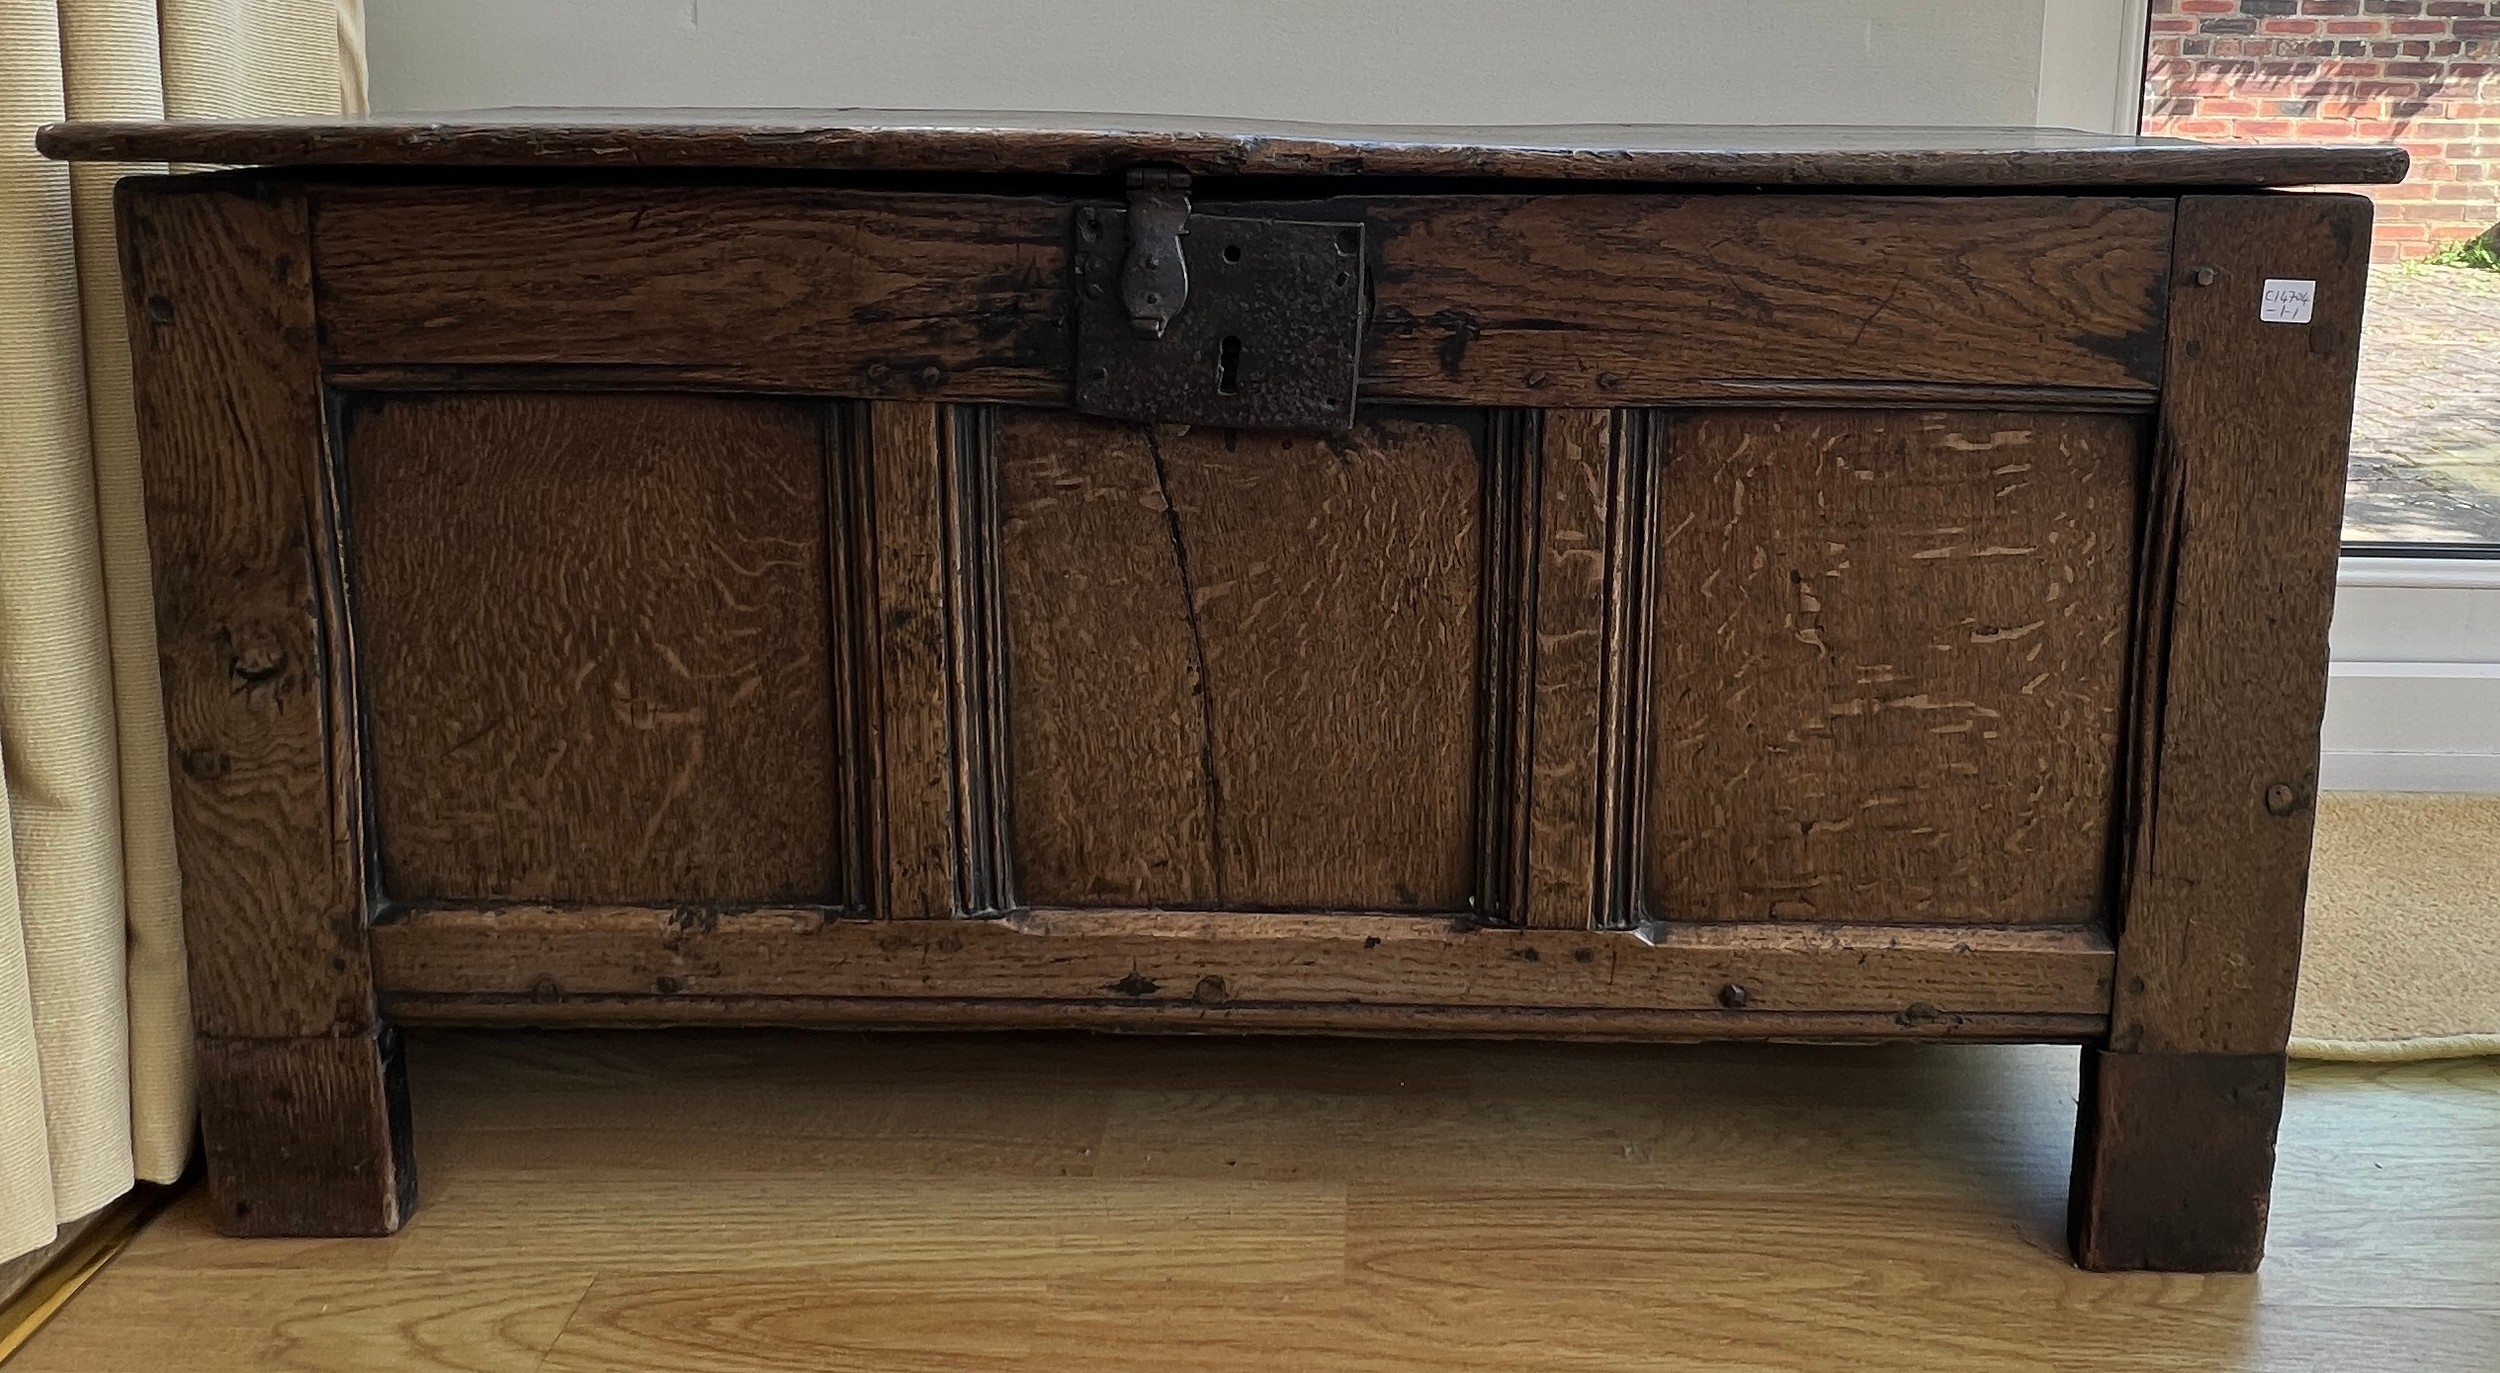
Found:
<box><xmin>365</xmin><ymin>906</ymin><xmax>2114</xmax><ymax>1028</ymax></box>
<box><xmin>2070</xmin><ymin>1050</ymin><xmax>2289</xmax><ymax>1272</ymax></box>
<box><xmin>863</xmin><ymin>403</ymin><xmax>959</xmax><ymax>918</ymax></box>
<box><xmin>37</xmin><ymin>111</ymin><xmax>2413</xmax><ymax>185</ymax></box>
<box><xmin>2072</xmin><ymin>195</ymin><xmax>2373</xmax><ymax>1278</ymax></box>
<box><xmin>15</xmin><ymin>1264</ymin><xmax>593</xmax><ymax>1372</ymax></box>
<box><xmin>940</xmin><ymin>409</ymin><xmax>1016</xmax><ymax>914</ymax></box>
<box><xmin>1520</xmin><ymin>410</ymin><xmax>1612</xmax><ymax>928</ymax></box>
<box><xmin>383</xmin><ymin>999</ymin><xmax>2103</xmax><ymax>1042</ymax></box>
<box><xmin>312</xmin><ymin>184</ymin><xmax>1072</xmax><ymax>401</ymax></box>
<box><xmin>994</xmin><ymin>411</ymin><xmax>1492</xmax><ymax>912</ymax></box>
<box><xmin>1362</xmin><ymin>195</ymin><xmax>2175</xmax><ymax>399</ymax></box>
<box><xmin>20</xmin><ymin>1036</ymin><xmax>2496</xmax><ymax>1371</ymax></box>
<box><xmin>2106</xmin><ymin>195</ymin><xmax>2375</xmax><ymax>1058</ymax></box>
<box><xmin>118</xmin><ymin>175</ymin><xmax>372</xmax><ymax>1039</ymax></box>
<box><xmin>344</xmin><ymin>393</ymin><xmax>847</xmax><ymax>906</ymax></box>
<box><xmin>1644</xmin><ymin>410</ymin><xmax>2142</xmax><ymax>924</ymax></box>
<box><xmin>304</xmin><ymin>186</ymin><xmax>2172</xmax><ymax>406</ymax></box>
<box><xmin>394</xmin><ymin>1176</ymin><xmax>1344</xmax><ymax>1285</ymax></box>
<box><xmin>1594</xmin><ymin>412</ymin><xmax>1665</xmax><ymax>929</ymax></box>
<box><xmin>196</xmin><ymin>1030</ymin><xmax>415</xmax><ymax>1237</ymax></box>
<box><xmin>1474</xmin><ymin>413</ymin><xmax>1539</xmax><ymax>930</ymax></box>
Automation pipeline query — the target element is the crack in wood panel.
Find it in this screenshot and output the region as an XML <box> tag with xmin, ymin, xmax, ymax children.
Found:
<box><xmin>989</xmin><ymin>410</ymin><xmax>1492</xmax><ymax>913</ymax></box>
<box><xmin>1143</xmin><ymin>424</ymin><xmax>1232</xmax><ymax>898</ymax></box>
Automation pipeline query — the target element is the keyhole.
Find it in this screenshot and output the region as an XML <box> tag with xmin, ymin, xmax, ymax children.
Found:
<box><xmin>1217</xmin><ymin>335</ymin><xmax>1242</xmax><ymax>395</ymax></box>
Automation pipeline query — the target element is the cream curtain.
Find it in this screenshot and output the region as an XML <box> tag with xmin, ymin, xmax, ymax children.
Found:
<box><xmin>0</xmin><ymin>0</ymin><xmax>366</xmax><ymax>1265</ymax></box>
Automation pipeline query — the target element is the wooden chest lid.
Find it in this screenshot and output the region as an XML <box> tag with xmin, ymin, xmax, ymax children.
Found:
<box><xmin>37</xmin><ymin>109</ymin><xmax>2410</xmax><ymax>187</ymax></box>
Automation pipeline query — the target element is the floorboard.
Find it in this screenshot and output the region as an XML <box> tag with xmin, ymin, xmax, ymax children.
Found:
<box><xmin>15</xmin><ymin>1031</ymin><xmax>2497</xmax><ymax>1372</ymax></box>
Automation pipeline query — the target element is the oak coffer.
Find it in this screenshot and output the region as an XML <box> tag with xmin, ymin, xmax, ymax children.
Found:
<box><xmin>38</xmin><ymin>114</ymin><xmax>2407</xmax><ymax>1270</ymax></box>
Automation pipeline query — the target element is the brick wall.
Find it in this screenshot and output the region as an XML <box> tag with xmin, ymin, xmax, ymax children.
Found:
<box><xmin>2146</xmin><ymin>0</ymin><xmax>2500</xmax><ymax>261</ymax></box>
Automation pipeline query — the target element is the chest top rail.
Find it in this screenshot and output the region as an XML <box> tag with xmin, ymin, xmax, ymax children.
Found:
<box><xmin>38</xmin><ymin>109</ymin><xmax>2409</xmax><ymax>187</ymax></box>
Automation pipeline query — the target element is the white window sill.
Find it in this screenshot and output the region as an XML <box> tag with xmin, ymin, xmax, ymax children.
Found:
<box><xmin>2323</xmin><ymin>557</ymin><xmax>2500</xmax><ymax>792</ymax></box>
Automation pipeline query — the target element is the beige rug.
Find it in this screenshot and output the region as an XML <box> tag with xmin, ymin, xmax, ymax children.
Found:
<box><xmin>2293</xmin><ymin>792</ymin><xmax>2500</xmax><ymax>1060</ymax></box>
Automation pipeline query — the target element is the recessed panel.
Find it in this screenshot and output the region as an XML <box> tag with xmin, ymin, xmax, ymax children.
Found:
<box><xmin>1644</xmin><ymin>410</ymin><xmax>2142</xmax><ymax>923</ymax></box>
<box><xmin>345</xmin><ymin>392</ymin><xmax>846</xmax><ymax>905</ymax></box>
<box><xmin>995</xmin><ymin>411</ymin><xmax>1490</xmax><ymax>911</ymax></box>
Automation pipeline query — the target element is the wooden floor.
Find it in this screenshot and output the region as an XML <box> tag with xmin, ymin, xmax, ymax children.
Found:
<box><xmin>15</xmin><ymin>1031</ymin><xmax>2499</xmax><ymax>1371</ymax></box>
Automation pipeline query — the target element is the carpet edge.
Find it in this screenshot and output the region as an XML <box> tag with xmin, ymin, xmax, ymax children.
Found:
<box><xmin>2290</xmin><ymin>1031</ymin><xmax>2500</xmax><ymax>1063</ymax></box>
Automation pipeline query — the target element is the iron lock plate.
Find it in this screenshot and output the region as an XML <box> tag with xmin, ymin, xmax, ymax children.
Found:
<box><xmin>1072</xmin><ymin>204</ymin><xmax>1366</xmax><ymax>433</ymax></box>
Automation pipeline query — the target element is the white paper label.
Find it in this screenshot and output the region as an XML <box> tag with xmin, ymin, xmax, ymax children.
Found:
<box><xmin>2260</xmin><ymin>278</ymin><xmax>2317</xmax><ymax>324</ymax></box>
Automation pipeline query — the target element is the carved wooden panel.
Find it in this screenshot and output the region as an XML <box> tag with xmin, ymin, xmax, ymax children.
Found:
<box><xmin>987</xmin><ymin>410</ymin><xmax>1512</xmax><ymax>913</ymax></box>
<box><xmin>344</xmin><ymin>392</ymin><xmax>852</xmax><ymax>905</ymax></box>
<box><xmin>1642</xmin><ymin>409</ymin><xmax>2143</xmax><ymax>924</ymax></box>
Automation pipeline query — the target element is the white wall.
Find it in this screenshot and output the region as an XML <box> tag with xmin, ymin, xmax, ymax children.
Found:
<box><xmin>367</xmin><ymin>0</ymin><xmax>2150</xmax><ymax>133</ymax></box>
<box><xmin>2038</xmin><ymin>0</ymin><xmax>2151</xmax><ymax>133</ymax></box>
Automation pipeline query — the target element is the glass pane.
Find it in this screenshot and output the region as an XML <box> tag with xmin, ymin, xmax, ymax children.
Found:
<box><xmin>2143</xmin><ymin>1</ymin><xmax>2500</xmax><ymax>552</ymax></box>
<box><xmin>2347</xmin><ymin>266</ymin><xmax>2500</xmax><ymax>547</ymax></box>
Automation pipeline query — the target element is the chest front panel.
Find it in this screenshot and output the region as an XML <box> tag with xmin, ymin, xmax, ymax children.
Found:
<box><xmin>990</xmin><ymin>410</ymin><xmax>1500</xmax><ymax>914</ymax></box>
<box><xmin>300</xmin><ymin>181</ymin><xmax>2184</xmax><ymax>937</ymax></box>
<box><xmin>1643</xmin><ymin>409</ymin><xmax>2144</xmax><ymax>925</ymax></box>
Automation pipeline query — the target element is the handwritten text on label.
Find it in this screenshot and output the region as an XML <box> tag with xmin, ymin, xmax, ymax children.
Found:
<box><xmin>2260</xmin><ymin>278</ymin><xmax>2317</xmax><ymax>325</ymax></box>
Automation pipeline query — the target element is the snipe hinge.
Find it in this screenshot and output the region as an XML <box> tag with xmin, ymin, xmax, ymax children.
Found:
<box><xmin>1120</xmin><ymin>168</ymin><xmax>1192</xmax><ymax>339</ymax></box>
